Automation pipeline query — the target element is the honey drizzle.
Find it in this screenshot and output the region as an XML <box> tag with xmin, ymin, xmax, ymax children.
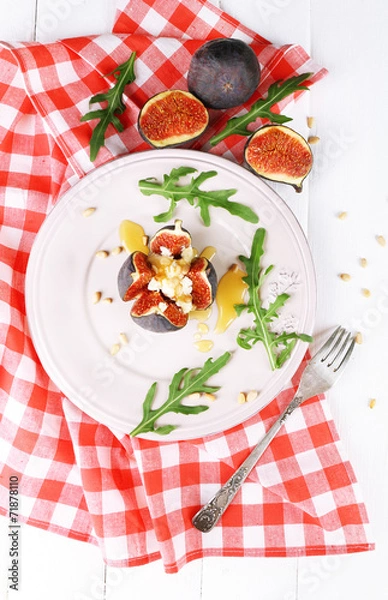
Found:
<box><xmin>189</xmin><ymin>307</ymin><xmax>212</xmax><ymax>321</ymax></box>
<box><xmin>215</xmin><ymin>264</ymin><xmax>248</xmax><ymax>334</ymax></box>
<box><xmin>119</xmin><ymin>220</ymin><xmax>149</xmax><ymax>254</ymax></box>
<box><xmin>200</xmin><ymin>246</ymin><xmax>217</xmax><ymax>261</ymax></box>
<box><xmin>194</xmin><ymin>339</ymin><xmax>214</xmax><ymax>353</ymax></box>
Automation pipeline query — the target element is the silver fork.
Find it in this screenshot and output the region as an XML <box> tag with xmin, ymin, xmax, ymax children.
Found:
<box><xmin>192</xmin><ymin>326</ymin><xmax>356</xmax><ymax>533</ymax></box>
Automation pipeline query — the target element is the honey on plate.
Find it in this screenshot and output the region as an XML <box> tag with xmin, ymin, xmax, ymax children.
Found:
<box><xmin>119</xmin><ymin>220</ymin><xmax>149</xmax><ymax>254</ymax></box>
<box><xmin>194</xmin><ymin>339</ymin><xmax>214</xmax><ymax>353</ymax></box>
<box><xmin>215</xmin><ymin>264</ymin><xmax>247</xmax><ymax>334</ymax></box>
<box><xmin>200</xmin><ymin>246</ymin><xmax>216</xmax><ymax>261</ymax></box>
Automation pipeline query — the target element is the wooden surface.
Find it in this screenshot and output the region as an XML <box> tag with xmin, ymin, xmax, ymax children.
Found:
<box><xmin>1</xmin><ymin>0</ymin><xmax>388</xmax><ymax>598</ymax></box>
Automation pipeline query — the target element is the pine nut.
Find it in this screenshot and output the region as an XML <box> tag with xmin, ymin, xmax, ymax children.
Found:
<box><xmin>110</xmin><ymin>343</ymin><xmax>120</xmax><ymax>356</ymax></box>
<box><xmin>82</xmin><ymin>207</ymin><xmax>96</xmax><ymax>217</ymax></box>
<box><xmin>188</xmin><ymin>393</ymin><xmax>201</xmax><ymax>401</ymax></box>
<box><xmin>92</xmin><ymin>291</ymin><xmax>102</xmax><ymax>304</ymax></box>
<box><xmin>95</xmin><ymin>250</ymin><xmax>109</xmax><ymax>259</ymax></box>
<box><xmin>339</xmin><ymin>273</ymin><xmax>351</xmax><ymax>282</ymax></box>
<box><xmin>362</xmin><ymin>288</ymin><xmax>371</xmax><ymax>297</ymax></box>
<box><xmin>355</xmin><ymin>332</ymin><xmax>363</xmax><ymax>344</ymax></box>
<box><xmin>111</xmin><ymin>246</ymin><xmax>124</xmax><ymax>256</ymax></box>
<box><xmin>203</xmin><ymin>393</ymin><xmax>216</xmax><ymax>402</ymax></box>
<box><xmin>308</xmin><ymin>135</ymin><xmax>320</xmax><ymax>145</ymax></box>
<box><xmin>246</xmin><ymin>390</ymin><xmax>258</xmax><ymax>402</ymax></box>
<box><xmin>237</xmin><ymin>392</ymin><xmax>246</xmax><ymax>404</ymax></box>
<box><xmin>369</xmin><ymin>398</ymin><xmax>376</xmax><ymax>409</ymax></box>
<box><xmin>307</xmin><ymin>116</ymin><xmax>315</xmax><ymax>128</ymax></box>
<box><xmin>360</xmin><ymin>257</ymin><xmax>367</xmax><ymax>268</ymax></box>
<box><xmin>119</xmin><ymin>333</ymin><xmax>129</xmax><ymax>345</ymax></box>
<box><xmin>376</xmin><ymin>235</ymin><xmax>386</xmax><ymax>247</ymax></box>
<box><xmin>338</xmin><ymin>211</ymin><xmax>348</xmax><ymax>220</ymax></box>
<box><xmin>102</xmin><ymin>297</ymin><xmax>113</xmax><ymax>304</ymax></box>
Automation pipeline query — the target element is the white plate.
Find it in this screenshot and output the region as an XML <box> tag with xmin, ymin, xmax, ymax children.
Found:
<box><xmin>25</xmin><ymin>149</ymin><xmax>316</xmax><ymax>441</ymax></box>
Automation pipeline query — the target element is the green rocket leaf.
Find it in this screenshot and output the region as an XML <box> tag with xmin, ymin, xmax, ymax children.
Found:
<box><xmin>236</xmin><ymin>228</ymin><xmax>312</xmax><ymax>369</ymax></box>
<box><xmin>81</xmin><ymin>52</ymin><xmax>136</xmax><ymax>161</ymax></box>
<box><xmin>138</xmin><ymin>167</ymin><xmax>258</xmax><ymax>226</ymax></box>
<box><xmin>210</xmin><ymin>73</ymin><xmax>312</xmax><ymax>146</ymax></box>
<box><xmin>130</xmin><ymin>352</ymin><xmax>232</xmax><ymax>437</ymax></box>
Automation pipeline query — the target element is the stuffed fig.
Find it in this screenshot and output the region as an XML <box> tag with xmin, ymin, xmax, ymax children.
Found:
<box><xmin>118</xmin><ymin>220</ymin><xmax>217</xmax><ymax>332</ymax></box>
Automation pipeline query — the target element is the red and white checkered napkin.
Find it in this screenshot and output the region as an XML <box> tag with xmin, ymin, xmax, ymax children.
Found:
<box><xmin>0</xmin><ymin>0</ymin><xmax>374</xmax><ymax>573</ymax></box>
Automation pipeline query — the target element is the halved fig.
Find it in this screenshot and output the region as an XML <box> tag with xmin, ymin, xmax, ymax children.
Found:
<box><xmin>118</xmin><ymin>220</ymin><xmax>217</xmax><ymax>333</ymax></box>
<box><xmin>244</xmin><ymin>125</ymin><xmax>313</xmax><ymax>192</ymax></box>
<box><xmin>138</xmin><ymin>90</ymin><xmax>209</xmax><ymax>148</ymax></box>
<box><xmin>188</xmin><ymin>38</ymin><xmax>261</xmax><ymax>109</ymax></box>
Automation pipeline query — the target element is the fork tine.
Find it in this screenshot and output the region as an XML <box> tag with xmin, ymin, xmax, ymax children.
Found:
<box><xmin>334</xmin><ymin>336</ymin><xmax>355</xmax><ymax>372</ymax></box>
<box><xmin>312</xmin><ymin>326</ymin><xmax>344</xmax><ymax>363</ymax></box>
<box><xmin>327</xmin><ymin>331</ymin><xmax>351</xmax><ymax>367</ymax></box>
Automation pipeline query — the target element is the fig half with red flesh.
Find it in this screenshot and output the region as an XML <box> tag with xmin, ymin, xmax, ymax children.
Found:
<box><xmin>245</xmin><ymin>125</ymin><xmax>313</xmax><ymax>192</ymax></box>
<box><xmin>118</xmin><ymin>220</ymin><xmax>217</xmax><ymax>333</ymax></box>
<box><xmin>138</xmin><ymin>90</ymin><xmax>209</xmax><ymax>148</ymax></box>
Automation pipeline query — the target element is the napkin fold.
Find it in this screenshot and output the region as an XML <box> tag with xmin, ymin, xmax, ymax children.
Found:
<box><xmin>0</xmin><ymin>0</ymin><xmax>374</xmax><ymax>573</ymax></box>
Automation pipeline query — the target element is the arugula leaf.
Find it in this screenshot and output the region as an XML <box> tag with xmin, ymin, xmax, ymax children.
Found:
<box><xmin>236</xmin><ymin>228</ymin><xmax>312</xmax><ymax>370</ymax></box>
<box><xmin>81</xmin><ymin>52</ymin><xmax>136</xmax><ymax>161</ymax></box>
<box><xmin>138</xmin><ymin>167</ymin><xmax>258</xmax><ymax>226</ymax></box>
<box><xmin>209</xmin><ymin>73</ymin><xmax>312</xmax><ymax>147</ymax></box>
<box><xmin>130</xmin><ymin>352</ymin><xmax>232</xmax><ymax>437</ymax></box>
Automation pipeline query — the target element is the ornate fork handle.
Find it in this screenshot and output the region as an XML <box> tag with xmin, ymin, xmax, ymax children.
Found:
<box><xmin>192</xmin><ymin>394</ymin><xmax>304</xmax><ymax>533</ymax></box>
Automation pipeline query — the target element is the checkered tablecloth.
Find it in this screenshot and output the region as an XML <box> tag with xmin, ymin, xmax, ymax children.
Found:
<box><xmin>0</xmin><ymin>0</ymin><xmax>374</xmax><ymax>573</ymax></box>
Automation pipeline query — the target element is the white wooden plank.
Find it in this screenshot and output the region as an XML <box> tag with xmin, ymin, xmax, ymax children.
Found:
<box><xmin>220</xmin><ymin>0</ymin><xmax>311</xmax><ymax>48</ymax></box>
<box><xmin>0</xmin><ymin>0</ymin><xmax>36</xmax><ymax>41</ymax></box>
<box><xmin>106</xmin><ymin>560</ymin><xmax>203</xmax><ymax>600</ymax></box>
<box><xmin>298</xmin><ymin>548</ymin><xmax>388</xmax><ymax>600</ymax></box>
<box><xmin>2</xmin><ymin>523</ymin><xmax>104</xmax><ymax>599</ymax></box>
<box><xmin>35</xmin><ymin>0</ymin><xmax>114</xmax><ymax>42</ymax></box>
<box><xmin>202</xmin><ymin>556</ymin><xmax>298</xmax><ymax>600</ymax></box>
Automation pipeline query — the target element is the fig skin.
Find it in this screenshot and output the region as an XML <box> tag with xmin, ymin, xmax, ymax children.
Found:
<box><xmin>188</xmin><ymin>38</ymin><xmax>261</xmax><ymax>110</ymax></box>
<box><xmin>244</xmin><ymin>124</ymin><xmax>313</xmax><ymax>193</ymax></box>
<box><xmin>131</xmin><ymin>312</ymin><xmax>184</xmax><ymax>333</ymax></box>
<box><xmin>138</xmin><ymin>90</ymin><xmax>209</xmax><ymax>148</ymax></box>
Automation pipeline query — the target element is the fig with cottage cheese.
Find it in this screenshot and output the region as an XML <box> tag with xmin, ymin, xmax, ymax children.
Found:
<box><xmin>118</xmin><ymin>220</ymin><xmax>217</xmax><ymax>332</ymax></box>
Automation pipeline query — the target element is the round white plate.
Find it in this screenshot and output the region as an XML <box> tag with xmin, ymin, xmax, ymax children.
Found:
<box><xmin>25</xmin><ymin>149</ymin><xmax>316</xmax><ymax>441</ymax></box>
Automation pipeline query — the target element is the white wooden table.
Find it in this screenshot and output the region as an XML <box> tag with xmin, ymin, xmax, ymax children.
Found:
<box><xmin>1</xmin><ymin>1</ymin><xmax>388</xmax><ymax>598</ymax></box>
